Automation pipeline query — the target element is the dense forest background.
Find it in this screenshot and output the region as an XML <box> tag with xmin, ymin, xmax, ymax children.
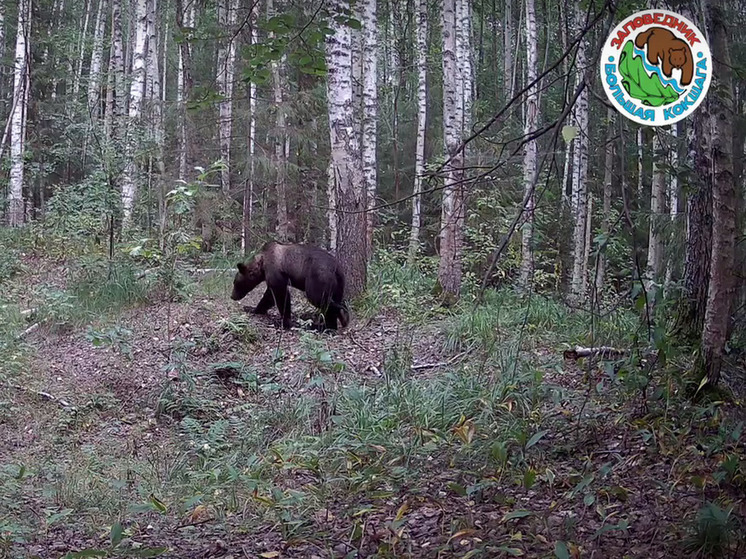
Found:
<box><xmin>0</xmin><ymin>0</ymin><xmax>745</xmax><ymax>557</ymax></box>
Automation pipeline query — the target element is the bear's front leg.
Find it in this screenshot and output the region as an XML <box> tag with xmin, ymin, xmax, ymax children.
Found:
<box><xmin>253</xmin><ymin>287</ymin><xmax>275</xmax><ymax>315</ymax></box>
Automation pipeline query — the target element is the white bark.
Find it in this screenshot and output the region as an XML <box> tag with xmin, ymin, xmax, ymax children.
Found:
<box><xmin>665</xmin><ymin>124</ymin><xmax>679</xmax><ymax>289</ymax></box>
<box><xmin>646</xmin><ymin>132</ymin><xmax>666</xmax><ymax>290</ymax></box>
<box><xmin>408</xmin><ymin>0</ymin><xmax>428</xmax><ymax>262</ymax></box>
<box><xmin>595</xmin><ymin>108</ymin><xmax>614</xmax><ymax>294</ymax></box>
<box><xmin>87</xmin><ymin>0</ymin><xmax>108</xmax><ymax>118</ymax></box>
<box><xmin>73</xmin><ymin>0</ymin><xmax>93</xmax><ymax>98</ymax></box>
<box><xmin>437</xmin><ymin>0</ymin><xmax>467</xmax><ymax>299</ymax></box>
<box><xmin>570</xmin><ymin>6</ymin><xmax>589</xmax><ymax>301</ymax></box>
<box><xmin>121</xmin><ymin>0</ymin><xmax>149</xmax><ymax>227</ymax></box>
<box><xmin>217</xmin><ymin>0</ymin><xmax>239</xmax><ymax>193</ymax></box>
<box><xmin>362</xmin><ymin>0</ymin><xmax>378</xmax><ymax>255</ymax></box>
<box><xmin>325</xmin><ymin>2</ymin><xmax>368</xmax><ymax>296</ymax></box>
<box><xmin>327</xmin><ymin>160</ymin><xmax>337</xmax><ymax>252</ymax></box>
<box><xmin>177</xmin><ymin>0</ymin><xmax>195</xmax><ymax>181</ymax></box>
<box><xmin>267</xmin><ymin>0</ymin><xmax>288</xmax><ymax>238</ymax></box>
<box><xmin>104</xmin><ymin>0</ymin><xmax>124</xmax><ymax>139</ymax></box>
<box><xmin>518</xmin><ymin>0</ymin><xmax>538</xmax><ymax>288</ymax></box>
<box><xmin>243</xmin><ymin>0</ymin><xmax>260</xmax><ymax>254</ymax></box>
<box><xmin>637</xmin><ymin>128</ymin><xmax>644</xmax><ymax>195</ymax></box>
<box><xmin>503</xmin><ymin>0</ymin><xmax>513</xmax><ymax>101</ymax></box>
<box><xmin>8</xmin><ymin>0</ymin><xmax>31</xmax><ymax>227</ymax></box>
<box><xmin>0</xmin><ymin>3</ymin><xmax>6</xmax><ymax>69</ymax></box>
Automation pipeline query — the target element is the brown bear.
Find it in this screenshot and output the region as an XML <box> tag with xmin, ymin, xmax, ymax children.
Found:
<box><xmin>634</xmin><ymin>27</ymin><xmax>693</xmax><ymax>86</ymax></box>
<box><xmin>231</xmin><ymin>241</ymin><xmax>350</xmax><ymax>331</ymax></box>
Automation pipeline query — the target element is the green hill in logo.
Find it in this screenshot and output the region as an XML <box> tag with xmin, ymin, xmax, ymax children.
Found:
<box><xmin>618</xmin><ymin>40</ymin><xmax>680</xmax><ymax>107</ymax></box>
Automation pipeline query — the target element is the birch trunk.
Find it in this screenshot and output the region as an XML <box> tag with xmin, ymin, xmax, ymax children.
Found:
<box><xmin>362</xmin><ymin>0</ymin><xmax>378</xmax><ymax>257</ymax></box>
<box><xmin>216</xmin><ymin>0</ymin><xmax>238</xmax><ymax>194</ymax></box>
<box><xmin>176</xmin><ymin>0</ymin><xmax>195</xmax><ymax>181</ymax></box>
<box><xmin>569</xmin><ymin>6</ymin><xmax>589</xmax><ymax>302</ymax></box>
<box><xmin>121</xmin><ymin>0</ymin><xmax>148</xmax><ymax>227</ymax></box>
<box><xmin>87</xmin><ymin>0</ymin><xmax>108</xmax><ymax>118</ymax></box>
<box><xmin>408</xmin><ymin>0</ymin><xmax>428</xmax><ymax>262</ymax></box>
<box><xmin>104</xmin><ymin>0</ymin><xmax>124</xmax><ymax>140</ymax></box>
<box><xmin>645</xmin><ymin>132</ymin><xmax>666</xmax><ymax>291</ymax></box>
<box><xmin>267</xmin><ymin>0</ymin><xmax>288</xmax><ymax>239</ymax></box>
<box><xmin>702</xmin><ymin>0</ymin><xmax>736</xmax><ymax>385</ymax></box>
<box><xmin>145</xmin><ymin>0</ymin><xmax>166</xmax><ymax>240</ymax></box>
<box><xmin>243</xmin><ymin>0</ymin><xmax>260</xmax><ymax>254</ymax></box>
<box><xmin>325</xmin><ymin>4</ymin><xmax>368</xmax><ymax>297</ymax></box>
<box><xmin>327</xmin><ymin>160</ymin><xmax>337</xmax><ymax>252</ymax></box>
<box><xmin>637</xmin><ymin>128</ymin><xmax>644</xmax><ymax>196</ymax></box>
<box><xmin>437</xmin><ymin>0</ymin><xmax>466</xmax><ymax>302</ymax></box>
<box><xmin>595</xmin><ymin>109</ymin><xmax>614</xmax><ymax>294</ymax></box>
<box><xmin>518</xmin><ymin>0</ymin><xmax>538</xmax><ymax>288</ymax></box>
<box><xmin>503</xmin><ymin>0</ymin><xmax>513</xmax><ymax>102</ymax></box>
<box><xmin>665</xmin><ymin>124</ymin><xmax>680</xmax><ymax>289</ymax></box>
<box><xmin>73</xmin><ymin>0</ymin><xmax>93</xmax><ymax>98</ymax></box>
<box><xmin>7</xmin><ymin>0</ymin><xmax>31</xmax><ymax>227</ymax></box>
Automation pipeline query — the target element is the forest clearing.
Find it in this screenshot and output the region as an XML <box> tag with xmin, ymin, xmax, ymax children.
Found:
<box><xmin>1</xmin><ymin>0</ymin><xmax>745</xmax><ymax>557</ymax></box>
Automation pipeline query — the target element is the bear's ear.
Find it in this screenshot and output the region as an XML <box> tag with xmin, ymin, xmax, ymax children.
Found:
<box><xmin>237</xmin><ymin>262</ymin><xmax>248</xmax><ymax>274</ymax></box>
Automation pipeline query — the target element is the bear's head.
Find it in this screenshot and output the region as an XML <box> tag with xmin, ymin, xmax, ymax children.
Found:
<box><xmin>668</xmin><ymin>47</ymin><xmax>687</xmax><ymax>69</ymax></box>
<box><xmin>231</xmin><ymin>255</ymin><xmax>265</xmax><ymax>301</ymax></box>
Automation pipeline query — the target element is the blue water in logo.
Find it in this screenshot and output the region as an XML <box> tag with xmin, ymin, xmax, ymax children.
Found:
<box><xmin>632</xmin><ymin>44</ymin><xmax>687</xmax><ymax>94</ymax></box>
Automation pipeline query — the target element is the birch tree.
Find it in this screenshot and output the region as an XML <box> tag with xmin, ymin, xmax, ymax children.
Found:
<box><xmin>570</xmin><ymin>5</ymin><xmax>589</xmax><ymax>301</ymax></box>
<box><xmin>645</xmin><ymin>132</ymin><xmax>666</xmax><ymax>292</ymax></box>
<box><xmin>361</xmin><ymin>0</ymin><xmax>378</xmax><ymax>256</ymax></box>
<box><xmin>104</xmin><ymin>0</ymin><xmax>124</xmax><ymax>140</ymax></box>
<box><xmin>665</xmin><ymin>124</ymin><xmax>679</xmax><ymax>290</ymax></box>
<box><xmin>702</xmin><ymin>0</ymin><xmax>736</xmax><ymax>385</ymax></box>
<box><xmin>121</xmin><ymin>0</ymin><xmax>148</xmax><ymax>227</ymax></box>
<box><xmin>408</xmin><ymin>0</ymin><xmax>428</xmax><ymax>262</ymax></box>
<box><xmin>518</xmin><ymin>0</ymin><xmax>538</xmax><ymax>288</ymax></box>
<box><xmin>325</xmin><ymin>4</ymin><xmax>367</xmax><ymax>297</ymax></box>
<box><xmin>7</xmin><ymin>0</ymin><xmax>31</xmax><ymax>227</ymax></box>
<box><xmin>87</xmin><ymin>0</ymin><xmax>108</xmax><ymax>118</ymax></box>
<box><xmin>176</xmin><ymin>0</ymin><xmax>195</xmax><ymax>181</ymax></box>
<box><xmin>503</xmin><ymin>0</ymin><xmax>513</xmax><ymax>102</ymax></box>
<box><xmin>216</xmin><ymin>0</ymin><xmax>239</xmax><ymax>194</ymax></box>
<box><xmin>243</xmin><ymin>0</ymin><xmax>260</xmax><ymax>254</ymax></box>
<box><xmin>73</xmin><ymin>0</ymin><xmax>93</xmax><ymax>98</ymax></box>
<box><xmin>437</xmin><ymin>0</ymin><xmax>466</xmax><ymax>301</ymax></box>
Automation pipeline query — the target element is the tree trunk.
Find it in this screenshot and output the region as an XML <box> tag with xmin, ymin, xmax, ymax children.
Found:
<box><xmin>408</xmin><ymin>0</ymin><xmax>428</xmax><ymax>263</ymax></box>
<box><xmin>503</xmin><ymin>0</ymin><xmax>513</xmax><ymax>102</ymax></box>
<box><xmin>679</xmin><ymin>104</ymin><xmax>713</xmax><ymax>337</ymax></box>
<box><xmin>595</xmin><ymin>109</ymin><xmax>614</xmax><ymax>294</ymax></box>
<box><xmin>437</xmin><ymin>0</ymin><xmax>466</xmax><ymax>302</ymax></box>
<box><xmin>217</xmin><ymin>0</ymin><xmax>238</xmax><ymax>194</ymax></box>
<box><xmin>145</xmin><ymin>0</ymin><xmax>165</xmax><ymax>241</ymax></box>
<box><xmin>637</xmin><ymin>127</ymin><xmax>644</xmax><ymax>197</ymax></box>
<box><xmin>665</xmin><ymin>123</ymin><xmax>680</xmax><ymax>290</ymax></box>
<box><xmin>569</xmin><ymin>6</ymin><xmax>589</xmax><ymax>302</ymax></box>
<box><xmin>701</xmin><ymin>0</ymin><xmax>736</xmax><ymax>386</ymax></box>
<box><xmin>327</xmin><ymin>160</ymin><xmax>337</xmax><ymax>252</ymax></box>
<box><xmin>7</xmin><ymin>0</ymin><xmax>31</xmax><ymax>227</ymax></box>
<box><xmin>121</xmin><ymin>0</ymin><xmax>149</xmax><ymax>228</ymax></box>
<box><xmin>176</xmin><ymin>0</ymin><xmax>195</xmax><ymax>181</ymax></box>
<box><xmin>267</xmin><ymin>0</ymin><xmax>288</xmax><ymax>240</ymax></box>
<box><xmin>243</xmin><ymin>0</ymin><xmax>260</xmax><ymax>255</ymax></box>
<box><xmin>518</xmin><ymin>0</ymin><xmax>538</xmax><ymax>288</ymax></box>
<box><xmin>645</xmin><ymin>132</ymin><xmax>666</xmax><ymax>292</ymax></box>
<box><xmin>73</xmin><ymin>0</ymin><xmax>93</xmax><ymax>98</ymax></box>
<box><xmin>362</xmin><ymin>0</ymin><xmax>378</xmax><ymax>258</ymax></box>
<box><xmin>104</xmin><ymin>0</ymin><xmax>124</xmax><ymax>141</ymax></box>
<box><xmin>86</xmin><ymin>0</ymin><xmax>108</xmax><ymax>118</ymax></box>
<box><xmin>325</xmin><ymin>3</ymin><xmax>367</xmax><ymax>298</ymax></box>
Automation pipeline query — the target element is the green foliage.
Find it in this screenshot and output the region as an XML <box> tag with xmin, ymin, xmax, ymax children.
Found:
<box><xmin>683</xmin><ymin>502</ymin><xmax>741</xmax><ymax>557</ymax></box>
<box><xmin>618</xmin><ymin>41</ymin><xmax>680</xmax><ymax>106</ymax></box>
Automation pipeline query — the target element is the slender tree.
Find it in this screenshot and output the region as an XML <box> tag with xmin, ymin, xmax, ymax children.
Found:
<box><xmin>519</xmin><ymin>0</ymin><xmax>538</xmax><ymax>288</ymax></box>
<box><xmin>645</xmin><ymin>131</ymin><xmax>666</xmax><ymax>292</ymax></box>
<box><xmin>87</xmin><ymin>0</ymin><xmax>108</xmax><ymax>118</ymax></box>
<box><xmin>325</xmin><ymin>4</ymin><xmax>367</xmax><ymax>298</ymax></box>
<box><xmin>570</xmin><ymin>6</ymin><xmax>589</xmax><ymax>302</ymax></box>
<box><xmin>665</xmin><ymin>123</ymin><xmax>680</xmax><ymax>290</ymax></box>
<box><xmin>408</xmin><ymin>0</ymin><xmax>428</xmax><ymax>262</ymax></box>
<box><xmin>121</xmin><ymin>0</ymin><xmax>149</xmax><ymax>227</ymax></box>
<box><xmin>217</xmin><ymin>0</ymin><xmax>239</xmax><ymax>194</ymax></box>
<box><xmin>362</xmin><ymin>0</ymin><xmax>378</xmax><ymax>257</ymax></box>
<box><xmin>104</xmin><ymin>0</ymin><xmax>124</xmax><ymax>141</ymax></box>
<box><xmin>73</xmin><ymin>0</ymin><xmax>93</xmax><ymax>98</ymax></box>
<box><xmin>595</xmin><ymin>108</ymin><xmax>614</xmax><ymax>294</ymax></box>
<box><xmin>243</xmin><ymin>0</ymin><xmax>260</xmax><ymax>254</ymax></box>
<box><xmin>176</xmin><ymin>0</ymin><xmax>195</xmax><ymax>181</ymax></box>
<box><xmin>7</xmin><ymin>0</ymin><xmax>32</xmax><ymax>227</ymax></box>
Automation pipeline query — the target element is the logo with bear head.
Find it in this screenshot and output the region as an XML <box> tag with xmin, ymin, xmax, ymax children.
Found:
<box><xmin>600</xmin><ymin>9</ymin><xmax>711</xmax><ymax>126</ymax></box>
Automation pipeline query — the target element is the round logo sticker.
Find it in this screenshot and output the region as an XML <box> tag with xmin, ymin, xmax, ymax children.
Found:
<box><xmin>600</xmin><ymin>9</ymin><xmax>711</xmax><ymax>126</ymax></box>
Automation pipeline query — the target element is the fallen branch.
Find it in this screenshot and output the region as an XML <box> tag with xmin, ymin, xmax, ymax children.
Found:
<box><xmin>3</xmin><ymin>382</ymin><xmax>75</xmax><ymax>409</ymax></box>
<box><xmin>411</xmin><ymin>348</ymin><xmax>474</xmax><ymax>370</ymax></box>
<box><xmin>563</xmin><ymin>346</ymin><xmax>628</xmax><ymax>360</ymax></box>
<box><xmin>18</xmin><ymin>323</ymin><xmax>39</xmax><ymax>339</ymax></box>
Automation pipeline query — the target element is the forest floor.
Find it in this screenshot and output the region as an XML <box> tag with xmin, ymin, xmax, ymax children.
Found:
<box><xmin>1</xmin><ymin>251</ymin><xmax>745</xmax><ymax>559</ymax></box>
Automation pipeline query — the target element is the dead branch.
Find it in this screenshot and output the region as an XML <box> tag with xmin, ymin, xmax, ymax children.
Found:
<box><xmin>18</xmin><ymin>323</ymin><xmax>39</xmax><ymax>338</ymax></box>
<box><xmin>563</xmin><ymin>346</ymin><xmax>628</xmax><ymax>360</ymax></box>
<box><xmin>3</xmin><ymin>382</ymin><xmax>75</xmax><ymax>409</ymax></box>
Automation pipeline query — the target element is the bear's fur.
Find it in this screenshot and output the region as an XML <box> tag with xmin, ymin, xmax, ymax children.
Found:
<box><xmin>634</xmin><ymin>27</ymin><xmax>693</xmax><ymax>86</ymax></box>
<box><xmin>231</xmin><ymin>241</ymin><xmax>350</xmax><ymax>331</ymax></box>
